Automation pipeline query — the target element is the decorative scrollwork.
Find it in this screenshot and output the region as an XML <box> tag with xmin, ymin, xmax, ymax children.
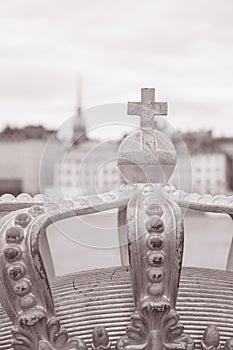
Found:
<box><xmin>201</xmin><ymin>325</ymin><xmax>221</xmax><ymax>350</ymax></box>
<box><xmin>117</xmin><ymin>185</ymin><xmax>194</xmax><ymax>350</ymax></box>
<box><xmin>200</xmin><ymin>325</ymin><xmax>233</xmax><ymax>350</ymax></box>
<box><xmin>224</xmin><ymin>338</ymin><xmax>233</xmax><ymax>350</ymax></box>
<box><xmin>12</xmin><ymin>316</ymin><xmax>87</xmax><ymax>350</ymax></box>
<box><xmin>0</xmin><ymin>205</ymin><xmax>88</xmax><ymax>349</ymax></box>
<box><xmin>92</xmin><ymin>326</ymin><xmax>111</xmax><ymax>350</ymax></box>
<box><xmin>117</xmin><ymin>305</ymin><xmax>194</xmax><ymax>350</ymax></box>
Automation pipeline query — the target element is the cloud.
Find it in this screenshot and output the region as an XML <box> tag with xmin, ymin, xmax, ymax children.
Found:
<box><xmin>0</xmin><ymin>0</ymin><xmax>232</xmax><ymax>136</ymax></box>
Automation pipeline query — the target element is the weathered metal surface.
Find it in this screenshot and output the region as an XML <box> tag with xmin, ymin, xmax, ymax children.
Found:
<box><xmin>1</xmin><ymin>190</ymin><xmax>233</xmax><ymax>348</ymax></box>
<box><xmin>2</xmin><ymin>186</ymin><xmax>233</xmax><ymax>215</ymax></box>
<box><xmin>117</xmin><ymin>130</ymin><xmax>177</xmax><ymax>183</ymax></box>
<box><xmin>1</xmin><ymin>267</ymin><xmax>233</xmax><ymax>349</ymax></box>
<box><xmin>127</xmin><ymin>88</ymin><xmax>168</xmax><ymax>125</ymax></box>
<box><xmin>0</xmin><ymin>185</ymin><xmax>137</xmax><ymax>214</ymax></box>
<box><xmin>0</xmin><ymin>184</ymin><xmax>138</xmax><ymax>349</ymax></box>
<box><xmin>226</xmin><ymin>216</ymin><xmax>233</xmax><ymax>272</ymax></box>
<box><xmin>118</xmin><ymin>88</ymin><xmax>176</xmax><ymax>185</ymax></box>
<box><xmin>116</xmin><ymin>184</ymin><xmax>194</xmax><ymax>350</ymax></box>
<box><xmin>201</xmin><ymin>325</ymin><xmax>221</xmax><ymax>350</ymax></box>
<box><xmin>1</xmin><ymin>87</ymin><xmax>233</xmax><ymax>349</ymax></box>
<box><xmin>117</xmin><ymin>206</ymin><xmax>128</xmax><ymax>267</ymax></box>
<box><xmin>0</xmin><ymin>205</ymin><xmax>87</xmax><ymax>349</ymax></box>
<box><xmin>92</xmin><ymin>326</ymin><xmax>111</xmax><ymax>350</ymax></box>
<box><xmin>12</xmin><ymin>316</ymin><xmax>87</xmax><ymax>350</ymax></box>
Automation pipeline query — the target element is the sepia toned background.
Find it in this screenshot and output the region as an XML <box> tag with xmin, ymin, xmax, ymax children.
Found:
<box><xmin>0</xmin><ymin>0</ymin><xmax>233</xmax><ymax>135</ymax></box>
<box><xmin>0</xmin><ymin>0</ymin><xmax>233</xmax><ymax>275</ymax></box>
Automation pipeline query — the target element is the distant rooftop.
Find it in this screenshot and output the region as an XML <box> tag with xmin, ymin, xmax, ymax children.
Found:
<box><xmin>0</xmin><ymin>125</ymin><xmax>57</xmax><ymax>142</ymax></box>
<box><xmin>182</xmin><ymin>130</ymin><xmax>227</xmax><ymax>155</ymax></box>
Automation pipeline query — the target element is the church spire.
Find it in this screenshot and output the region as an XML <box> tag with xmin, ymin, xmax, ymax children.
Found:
<box><xmin>72</xmin><ymin>77</ymin><xmax>87</xmax><ymax>145</ymax></box>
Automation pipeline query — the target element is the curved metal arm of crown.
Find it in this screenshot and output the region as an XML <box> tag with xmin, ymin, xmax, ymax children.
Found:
<box><xmin>0</xmin><ymin>187</ymin><xmax>135</xmax><ymax>350</ymax></box>
<box><xmin>1</xmin><ymin>183</ymin><xmax>233</xmax><ymax>215</ymax></box>
<box><xmin>0</xmin><ymin>184</ymin><xmax>137</xmax><ymax>213</ymax></box>
<box><xmin>162</xmin><ymin>185</ymin><xmax>233</xmax><ymax>215</ymax></box>
<box><xmin>116</xmin><ymin>184</ymin><xmax>195</xmax><ymax>350</ymax></box>
<box><xmin>0</xmin><ymin>209</ymin><xmax>87</xmax><ymax>349</ymax></box>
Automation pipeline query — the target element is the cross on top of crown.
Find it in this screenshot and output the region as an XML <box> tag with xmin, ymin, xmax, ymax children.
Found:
<box><xmin>128</xmin><ymin>88</ymin><xmax>168</xmax><ymax>128</ymax></box>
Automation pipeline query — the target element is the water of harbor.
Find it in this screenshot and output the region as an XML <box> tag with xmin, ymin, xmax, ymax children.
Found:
<box><xmin>47</xmin><ymin>210</ymin><xmax>233</xmax><ymax>276</ymax></box>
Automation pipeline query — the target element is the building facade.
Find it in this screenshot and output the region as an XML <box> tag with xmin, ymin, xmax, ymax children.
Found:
<box><xmin>54</xmin><ymin>139</ymin><xmax>120</xmax><ymax>196</ymax></box>
<box><xmin>181</xmin><ymin>131</ymin><xmax>233</xmax><ymax>195</ymax></box>
<box><xmin>1</xmin><ymin>119</ymin><xmax>232</xmax><ymax>198</ymax></box>
<box><xmin>53</xmin><ymin>103</ymin><xmax>121</xmax><ymax>197</ymax></box>
<box><xmin>56</xmin><ymin>125</ymin><xmax>233</xmax><ymax>197</ymax></box>
<box><xmin>190</xmin><ymin>152</ymin><xmax>231</xmax><ymax>195</ymax></box>
<box><xmin>0</xmin><ymin>126</ymin><xmax>61</xmax><ymax>196</ymax></box>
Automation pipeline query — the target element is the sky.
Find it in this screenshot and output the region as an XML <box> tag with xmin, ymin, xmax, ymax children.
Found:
<box><xmin>0</xmin><ymin>0</ymin><xmax>233</xmax><ymax>138</ymax></box>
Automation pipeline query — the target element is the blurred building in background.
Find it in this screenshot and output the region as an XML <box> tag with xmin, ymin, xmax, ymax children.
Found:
<box><xmin>1</xmin><ymin>122</ymin><xmax>233</xmax><ymax>197</ymax></box>
<box><xmin>56</xmin><ymin>122</ymin><xmax>233</xmax><ymax>197</ymax></box>
<box><xmin>182</xmin><ymin>131</ymin><xmax>233</xmax><ymax>195</ymax></box>
<box><xmin>52</xmin><ymin>96</ymin><xmax>121</xmax><ymax>197</ymax></box>
<box><xmin>0</xmin><ymin>125</ymin><xmax>61</xmax><ymax>196</ymax></box>
<box><xmin>215</xmin><ymin>136</ymin><xmax>233</xmax><ymax>158</ymax></box>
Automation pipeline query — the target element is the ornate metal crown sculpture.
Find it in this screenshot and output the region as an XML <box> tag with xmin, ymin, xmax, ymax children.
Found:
<box><xmin>1</xmin><ymin>88</ymin><xmax>233</xmax><ymax>350</ymax></box>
